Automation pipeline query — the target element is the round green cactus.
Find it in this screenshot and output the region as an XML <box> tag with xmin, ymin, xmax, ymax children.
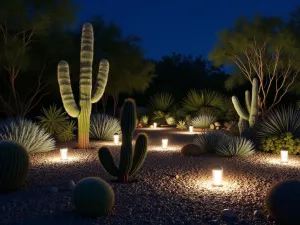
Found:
<box><xmin>73</xmin><ymin>177</ymin><xmax>115</xmax><ymax>217</ymax></box>
<box><xmin>0</xmin><ymin>140</ymin><xmax>29</xmax><ymax>193</ymax></box>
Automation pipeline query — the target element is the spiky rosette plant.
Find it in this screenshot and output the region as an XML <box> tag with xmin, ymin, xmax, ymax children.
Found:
<box><xmin>57</xmin><ymin>22</ymin><xmax>109</xmax><ymax>149</ymax></box>
<box><xmin>98</xmin><ymin>99</ymin><xmax>148</xmax><ymax>182</ymax></box>
<box><xmin>232</xmin><ymin>78</ymin><xmax>258</xmax><ymax>132</ymax></box>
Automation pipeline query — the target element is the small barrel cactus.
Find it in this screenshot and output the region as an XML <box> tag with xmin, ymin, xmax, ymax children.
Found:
<box><xmin>73</xmin><ymin>177</ymin><xmax>115</xmax><ymax>217</ymax></box>
<box><xmin>0</xmin><ymin>140</ymin><xmax>29</xmax><ymax>192</ymax></box>
<box><xmin>266</xmin><ymin>180</ymin><xmax>300</xmax><ymax>225</ymax></box>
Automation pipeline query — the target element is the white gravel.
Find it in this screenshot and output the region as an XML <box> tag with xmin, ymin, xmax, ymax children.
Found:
<box><xmin>1</xmin><ymin>128</ymin><xmax>300</xmax><ymax>225</ymax></box>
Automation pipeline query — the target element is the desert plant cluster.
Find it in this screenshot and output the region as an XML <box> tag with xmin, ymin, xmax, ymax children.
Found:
<box><xmin>1</xmin><ymin>3</ymin><xmax>300</xmax><ymax>224</ymax></box>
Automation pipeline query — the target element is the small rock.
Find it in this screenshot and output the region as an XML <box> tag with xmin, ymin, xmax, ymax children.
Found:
<box><xmin>175</xmin><ymin>175</ymin><xmax>179</xmax><ymax>179</ymax></box>
<box><xmin>208</xmin><ymin>219</ymin><xmax>218</xmax><ymax>225</ymax></box>
<box><xmin>214</xmin><ymin>122</ymin><xmax>221</xmax><ymax>127</ymax></box>
<box><xmin>67</xmin><ymin>180</ymin><xmax>76</xmax><ymax>190</ymax></box>
<box><xmin>221</xmin><ymin>209</ymin><xmax>237</xmax><ymax>222</ymax></box>
<box><xmin>253</xmin><ymin>209</ymin><xmax>262</xmax><ymax>218</ymax></box>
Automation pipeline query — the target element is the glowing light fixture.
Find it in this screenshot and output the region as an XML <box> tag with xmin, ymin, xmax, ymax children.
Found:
<box><xmin>281</xmin><ymin>148</ymin><xmax>288</xmax><ymax>163</ymax></box>
<box><xmin>60</xmin><ymin>148</ymin><xmax>68</xmax><ymax>160</ymax></box>
<box><xmin>189</xmin><ymin>126</ymin><xmax>193</xmax><ymax>133</ymax></box>
<box><xmin>153</xmin><ymin>123</ymin><xmax>157</xmax><ymax>129</ymax></box>
<box><xmin>212</xmin><ymin>166</ymin><xmax>223</xmax><ymax>187</ymax></box>
<box><xmin>162</xmin><ymin>138</ymin><xmax>168</xmax><ymax>149</ymax></box>
<box><xmin>114</xmin><ymin>133</ymin><xmax>119</xmax><ymax>145</ymax></box>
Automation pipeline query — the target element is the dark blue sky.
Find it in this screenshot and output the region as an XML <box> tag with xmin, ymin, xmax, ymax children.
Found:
<box><xmin>75</xmin><ymin>0</ymin><xmax>299</xmax><ymax>60</ymax></box>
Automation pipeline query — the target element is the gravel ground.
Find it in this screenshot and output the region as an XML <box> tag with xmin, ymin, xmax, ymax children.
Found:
<box><xmin>1</xmin><ymin>128</ymin><xmax>300</xmax><ymax>225</ymax></box>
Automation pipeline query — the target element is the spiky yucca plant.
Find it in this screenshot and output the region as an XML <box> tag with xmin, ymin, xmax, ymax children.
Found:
<box><xmin>192</xmin><ymin>131</ymin><xmax>229</xmax><ymax>152</ymax></box>
<box><xmin>165</xmin><ymin>115</ymin><xmax>176</xmax><ymax>125</ymax></box>
<box><xmin>216</xmin><ymin>136</ymin><xmax>255</xmax><ymax>157</ymax></box>
<box><xmin>57</xmin><ymin>22</ymin><xmax>109</xmax><ymax>149</ymax></box>
<box><xmin>98</xmin><ymin>99</ymin><xmax>148</xmax><ymax>182</ymax></box>
<box><xmin>90</xmin><ymin>114</ymin><xmax>121</xmax><ymax>141</ymax></box>
<box><xmin>37</xmin><ymin>104</ymin><xmax>69</xmax><ymax>135</ymax></box>
<box><xmin>253</xmin><ymin>105</ymin><xmax>300</xmax><ymax>143</ymax></box>
<box><xmin>182</xmin><ymin>89</ymin><xmax>224</xmax><ymax>116</ymax></box>
<box><xmin>149</xmin><ymin>92</ymin><xmax>174</xmax><ymax>112</ymax></box>
<box><xmin>191</xmin><ymin>115</ymin><xmax>217</xmax><ymax>128</ymax></box>
<box><xmin>57</xmin><ymin>121</ymin><xmax>76</xmax><ymax>142</ymax></box>
<box><xmin>0</xmin><ymin>119</ymin><xmax>55</xmax><ymax>153</ymax></box>
<box><xmin>176</xmin><ymin>120</ymin><xmax>187</xmax><ymax>130</ymax></box>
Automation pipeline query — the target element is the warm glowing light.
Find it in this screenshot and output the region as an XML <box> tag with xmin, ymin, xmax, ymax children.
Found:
<box><xmin>281</xmin><ymin>148</ymin><xmax>288</xmax><ymax>163</ymax></box>
<box><xmin>189</xmin><ymin>126</ymin><xmax>193</xmax><ymax>133</ymax></box>
<box><xmin>212</xmin><ymin>167</ymin><xmax>223</xmax><ymax>186</ymax></box>
<box><xmin>60</xmin><ymin>148</ymin><xmax>68</xmax><ymax>160</ymax></box>
<box><xmin>114</xmin><ymin>133</ymin><xmax>119</xmax><ymax>145</ymax></box>
<box><xmin>162</xmin><ymin>139</ymin><xmax>168</xmax><ymax>149</ymax></box>
<box><xmin>153</xmin><ymin>123</ymin><xmax>157</xmax><ymax>129</ymax></box>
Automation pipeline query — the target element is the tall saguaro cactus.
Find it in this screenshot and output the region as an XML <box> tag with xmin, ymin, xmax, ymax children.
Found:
<box><xmin>57</xmin><ymin>22</ymin><xmax>109</xmax><ymax>149</ymax></box>
<box><xmin>232</xmin><ymin>78</ymin><xmax>259</xmax><ymax>129</ymax></box>
<box><xmin>98</xmin><ymin>98</ymin><xmax>148</xmax><ymax>182</ymax></box>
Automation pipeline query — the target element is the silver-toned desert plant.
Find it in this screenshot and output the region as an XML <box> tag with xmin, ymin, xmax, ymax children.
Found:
<box><xmin>191</xmin><ymin>115</ymin><xmax>217</xmax><ymax>128</ymax></box>
<box><xmin>90</xmin><ymin>114</ymin><xmax>121</xmax><ymax>141</ymax></box>
<box><xmin>140</xmin><ymin>115</ymin><xmax>149</xmax><ymax>125</ymax></box>
<box><xmin>176</xmin><ymin>120</ymin><xmax>187</xmax><ymax>130</ymax></box>
<box><xmin>0</xmin><ymin>119</ymin><xmax>55</xmax><ymax>153</ymax></box>
<box><xmin>253</xmin><ymin>105</ymin><xmax>300</xmax><ymax>142</ymax></box>
<box><xmin>192</xmin><ymin>131</ymin><xmax>229</xmax><ymax>152</ymax></box>
<box><xmin>216</xmin><ymin>136</ymin><xmax>255</xmax><ymax>157</ymax></box>
<box><xmin>149</xmin><ymin>92</ymin><xmax>174</xmax><ymax>112</ymax></box>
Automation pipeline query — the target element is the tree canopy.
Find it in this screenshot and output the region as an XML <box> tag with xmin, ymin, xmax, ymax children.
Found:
<box><xmin>209</xmin><ymin>15</ymin><xmax>300</xmax><ymax>113</ymax></box>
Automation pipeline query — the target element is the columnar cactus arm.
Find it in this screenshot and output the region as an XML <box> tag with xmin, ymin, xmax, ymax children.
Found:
<box><xmin>57</xmin><ymin>61</ymin><xmax>80</xmax><ymax>118</ymax></box>
<box><xmin>232</xmin><ymin>96</ymin><xmax>249</xmax><ymax>120</ymax></box>
<box><xmin>98</xmin><ymin>147</ymin><xmax>119</xmax><ymax>177</ymax></box>
<box><xmin>129</xmin><ymin>133</ymin><xmax>148</xmax><ymax>176</ymax></box>
<box><xmin>245</xmin><ymin>90</ymin><xmax>251</xmax><ymax>113</ymax></box>
<box><xmin>249</xmin><ymin>78</ymin><xmax>259</xmax><ymax>127</ymax></box>
<box><xmin>79</xmin><ymin>22</ymin><xmax>93</xmax><ymax>102</ymax></box>
<box><xmin>91</xmin><ymin>59</ymin><xmax>109</xmax><ymax>103</ymax></box>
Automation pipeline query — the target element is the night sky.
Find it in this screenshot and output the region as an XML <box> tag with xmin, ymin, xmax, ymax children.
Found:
<box><xmin>75</xmin><ymin>0</ymin><xmax>299</xmax><ymax>60</ymax></box>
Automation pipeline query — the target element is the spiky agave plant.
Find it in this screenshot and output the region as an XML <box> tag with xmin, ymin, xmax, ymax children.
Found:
<box><xmin>192</xmin><ymin>131</ymin><xmax>229</xmax><ymax>152</ymax></box>
<box><xmin>182</xmin><ymin>89</ymin><xmax>224</xmax><ymax>116</ymax></box>
<box><xmin>216</xmin><ymin>136</ymin><xmax>255</xmax><ymax>157</ymax></box>
<box><xmin>149</xmin><ymin>92</ymin><xmax>174</xmax><ymax>112</ymax></box>
<box><xmin>176</xmin><ymin>120</ymin><xmax>187</xmax><ymax>130</ymax></box>
<box><xmin>57</xmin><ymin>22</ymin><xmax>109</xmax><ymax>149</ymax></box>
<box><xmin>253</xmin><ymin>105</ymin><xmax>300</xmax><ymax>143</ymax></box>
<box><xmin>90</xmin><ymin>114</ymin><xmax>121</xmax><ymax>141</ymax></box>
<box><xmin>191</xmin><ymin>115</ymin><xmax>217</xmax><ymax>128</ymax></box>
<box><xmin>98</xmin><ymin>99</ymin><xmax>148</xmax><ymax>182</ymax></box>
<box><xmin>0</xmin><ymin>119</ymin><xmax>55</xmax><ymax>153</ymax></box>
<box><xmin>140</xmin><ymin>115</ymin><xmax>149</xmax><ymax>125</ymax></box>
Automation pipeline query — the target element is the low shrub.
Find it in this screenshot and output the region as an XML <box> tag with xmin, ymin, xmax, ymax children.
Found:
<box><xmin>0</xmin><ymin>119</ymin><xmax>55</xmax><ymax>153</ymax></box>
<box><xmin>191</xmin><ymin>115</ymin><xmax>217</xmax><ymax>129</ymax></box>
<box><xmin>139</xmin><ymin>115</ymin><xmax>149</xmax><ymax>126</ymax></box>
<box><xmin>57</xmin><ymin>121</ymin><xmax>76</xmax><ymax>142</ymax></box>
<box><xmin>90</xmin><ymin>114</ymin><xmax>121</xmax><ymax>141</ymax></box>
<box><xmin>261</xmin><ymin>132</ymin><xmax>300</xmax><ymax>155</ymax></box>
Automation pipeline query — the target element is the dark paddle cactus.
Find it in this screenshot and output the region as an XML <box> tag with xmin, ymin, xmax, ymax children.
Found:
<box><xmin>98</xmin><ymin>98</ymin><xmax>148</xmax><ymax>182</ymax></box>
<box><xmin>0</xmin><ymin>140</ymin><xmax>29</xmax><ymax>192</ymax></box>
